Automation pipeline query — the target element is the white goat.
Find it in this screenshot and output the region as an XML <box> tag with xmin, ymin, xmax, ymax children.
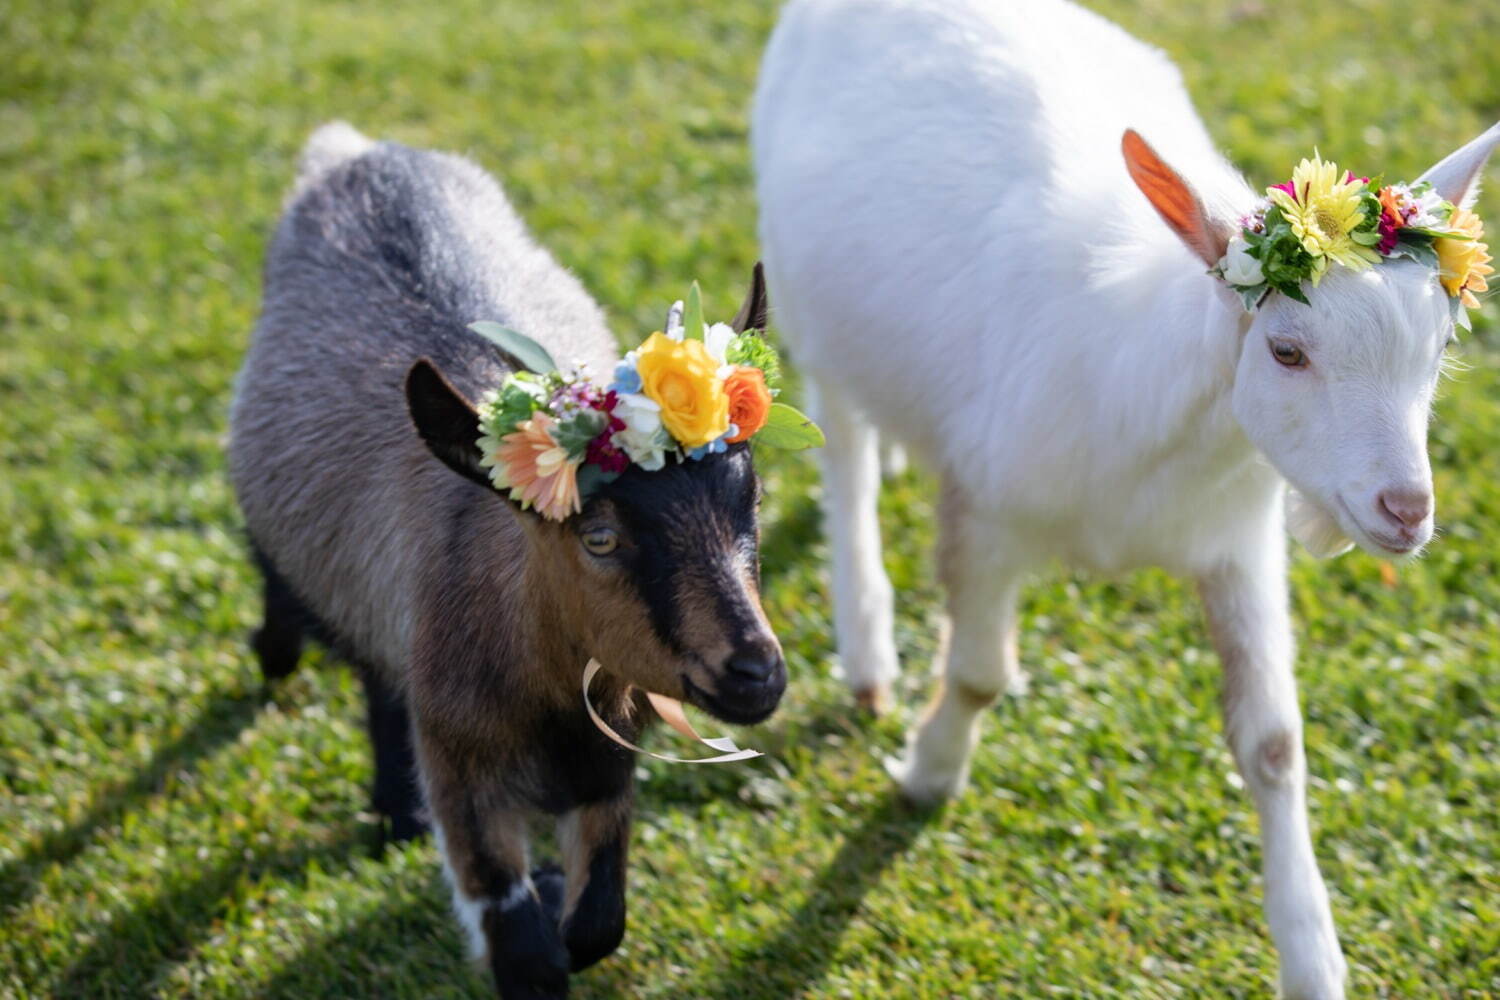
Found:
<box><xmin>752</xmin><ymin>0</ymin><xmax>1497</xmax><ymax>995</ymax></box>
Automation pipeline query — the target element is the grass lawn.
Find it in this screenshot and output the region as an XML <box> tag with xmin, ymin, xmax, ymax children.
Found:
<box><xmin>2</xmin><ymin>0</ymin><xmax>1497</xmax><ymax>996</ymax></box>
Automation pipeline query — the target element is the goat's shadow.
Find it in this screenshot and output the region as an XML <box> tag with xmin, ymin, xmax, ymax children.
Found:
<box><xmin>0</xmin><ymin>686</ymin><xmax>265</xmax><ymax>920</ymax></box>
<box><xmin>49</xmin><ymin>825</ymin><xmax>368</xmax><ymax>997</ymax></box>
<box><xmin>679</xmin><ymin>790</ymin><xmax>941</xmax><ymax>999</ymax></box>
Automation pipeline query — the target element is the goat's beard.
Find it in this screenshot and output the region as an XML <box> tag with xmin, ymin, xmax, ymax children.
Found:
<box><xmin>1285</xmin><ymin>487</ymin><xmax>1354</xmax><ymax>558</ymax></box>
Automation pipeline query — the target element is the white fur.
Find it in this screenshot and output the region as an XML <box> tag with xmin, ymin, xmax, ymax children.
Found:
<box><xmin>433</xmin><ymin>821</ymin><xmax>535</xmax><ymax>961</ymax></box>
<box><xmin>753</xmin><ymin>1</ymin><xmax>1496</xmax><ymax>995</ymax></box>
<box><xmin>432</xmin><ymin>822</ymin><xmax>489</xmax><ymax>960</ymax></box>
<box><xmin>293</xmin><ymin>120</ymin><xmax>376</xmax><ymax>197</ymax></box>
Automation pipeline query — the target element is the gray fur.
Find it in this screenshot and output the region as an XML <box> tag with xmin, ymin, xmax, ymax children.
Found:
<box><xmin>229</xmin><ymin>124</ymin><xmax>614</xmax><ymax>681</ymax></box>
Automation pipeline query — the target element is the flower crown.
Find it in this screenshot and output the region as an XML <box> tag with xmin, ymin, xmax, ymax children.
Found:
<box><xmin>1213</xmin><ymin>153</ymin><xmax>1492</xmax><ymax>328</ymax></box>
<box><xmin>468</xmin><ymin>283</ymin><xmax>823</xmax><ymax>522</ymax></box>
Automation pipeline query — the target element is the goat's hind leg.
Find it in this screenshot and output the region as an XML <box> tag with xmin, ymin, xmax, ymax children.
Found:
<box><xmin>249</xmin><ymin>541</ymin><xmax>305</xmax><ymax>683</ymax></box>
<box><xmin>812</xmin><ymin>377</ymin><xmax>901</xmax><ymax>713</ymax></box>
<box><xmin>357</xmin><ymin>665</ymin><xmax>426</xmax><ymax>843</ymax></box>
<box><xmin>892</xmin><ymin>485</ymin><xmax>1021</xmax><ymax>804</ymax></box>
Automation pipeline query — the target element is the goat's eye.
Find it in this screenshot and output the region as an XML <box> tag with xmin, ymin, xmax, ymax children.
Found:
<box><xmin>580</xmin><ymin>528</ymin><xmax>619</xmax><ymax>557</ymax></box>
<box><xmin>1270</xmin><ymin>340</ymin><xmax>1307</xmax><ymax>368</ymax></box>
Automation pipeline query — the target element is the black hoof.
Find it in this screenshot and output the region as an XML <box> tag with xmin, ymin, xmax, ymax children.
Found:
<box><xmin>252</xmin><ymin>623</ymin><xmax>302</xmax><ymax>682</ymax></box>
<box><xmin>532</xmin><ymin>863</ymin><xmax>566</xmax><ymax>924</ymax></box>
<box><xmin>383</xmin><ymin>808</ymin><xmax>429</xmax><ymax>845</ymax></box>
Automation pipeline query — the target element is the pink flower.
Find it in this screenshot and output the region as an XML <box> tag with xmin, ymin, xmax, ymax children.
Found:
<box><xmin>1376</xmin><ymin>186</ymin><xmax>1404</xmax><ymax>255</ymax></box>
<box><xmin>494</xmin><ymin>412</ymin><xmax>582</xmax><ymax>521</ymax></box>
<box><xmin>583</xmin><ymin>391</ymin><xmax>631</xmax><ymax>474</ymax></box>
<box><xmin>1270</xmin><ymin>179</ymin><xmax>1298</xmax><ymax>202</ymax></box>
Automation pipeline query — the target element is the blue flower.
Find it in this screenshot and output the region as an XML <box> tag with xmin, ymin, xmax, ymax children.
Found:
<box><xmin>611</xmin><ymin>360</ymin><xmax>642</xmax><ymax>395</ymax></box>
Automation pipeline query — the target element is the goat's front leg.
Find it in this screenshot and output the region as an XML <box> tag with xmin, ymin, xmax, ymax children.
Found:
<box><xmin>423</xmin><ymin>765</ymin><xmax>569</xmax><ymax>999</ymax></box>
<box><xmin>810</xmin><ymin>376</ymin><xmax>901</xmax><ymax>712</ymax></box>
<box><xmin>556</xmin><ymin>796</ymin><xmax>631</xmax><ymax>972</ymax></box>
<box><xmin>1198</xmin><ymin>541</ymin><xmax>1346</xmax><ymax>1000</ymax></box>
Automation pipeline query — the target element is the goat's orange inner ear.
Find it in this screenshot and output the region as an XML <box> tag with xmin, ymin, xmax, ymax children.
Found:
<box><xmin>1121</xmin><ymin>129</ymin><xmax>1217</xmax><ymax>265</ymax></box>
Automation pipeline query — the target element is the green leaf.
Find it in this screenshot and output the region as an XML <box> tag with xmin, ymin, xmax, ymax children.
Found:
<box><xmin>1404</xmin><ymin>226</ymin><xmax>1472</xmax><ymax>241</ymax></box>
<box><xmin>575</xmin><ymin>463</ymin><xmax>621</xmax><ymax>497</ymax></box>
<box><xmin>753</xmin><ymin>402</ymin><xmax>824</xmax><ymax>450</ymax></box>
<box><xmin>469</xmin><ymin>321</ymin><xmax>558</xmax><ymax>374</ymax></box>
<box><xmin>682</xmin><ymin>282</ymin><xmax>704</xmax><ymax>340</ymax></box>
<box><xmin>1389</xmin><ymin>239</ymin><xmax>1440</xmax><ymax>268</ymax></box>
<box><xmin>724</xmin><ymin>333</ymin><xmax>784</xmax><ymax>394</ymax></box>
<box><xmin>551</xmin><ymin>410</ymin><xmax>607</xmax><ymax>460</ymax></box>
<box><xmin>488</xmin><ymin>375</ymin><xmax>547</xmax><ymax>432</ymax></box>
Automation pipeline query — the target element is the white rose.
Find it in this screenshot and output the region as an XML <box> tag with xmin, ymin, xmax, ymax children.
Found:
<box><xmin>704</xmin><ymin>322</ymin><xmax>735</xmax><ymax>362</ymax></box>
<box><xmin>1220</xmin><ymin>237</ymin><xmax>1264</xmax><ymax>287</ymax></box>
<box><xmin>613</xmin><ymin>392</ymin><xmax>668</xmax><ymax>470</ymax></box>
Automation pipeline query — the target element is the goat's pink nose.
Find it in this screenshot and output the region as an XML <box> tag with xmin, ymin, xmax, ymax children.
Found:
<box><xmin>1378</xmin><ymin>487</ymin><xmax>1432</xmax><ymax>530</ymax></box>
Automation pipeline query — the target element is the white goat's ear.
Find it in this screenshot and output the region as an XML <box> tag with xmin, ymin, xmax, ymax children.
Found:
<box><xmin>1286</xmin><ymin>488</ymin><xmax>1354</xmax><ymax>559</ymax></box>
<box><xmin>1417</xmin><ymin>121</ymin><xmax>1500</xmax><ymax>209</ymax></box>
<box><xmin>1121</xmin><ymin>129</ymin><xmax>1232</xmax><ymax>268</ymax></box>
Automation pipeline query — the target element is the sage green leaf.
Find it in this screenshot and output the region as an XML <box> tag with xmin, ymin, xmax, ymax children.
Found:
<box><xmin>469</xmin><ymin>321</ymin><xmax>558</xmax><ymax>374</ymax></box>
<box><xmin>753</xmin><ymin>402</ymin><xmax>825</xmax><ymax>450</ymax></box>
<box><xmin>576</xmin><ymin>463</ymin><xmax>621</xmax><ymax>497</ymax></box>
<box><xmin>552</xmin><ymin>409</ymin><xmax>607</xmax><ymax>460</ymax></box>
<box><xmin>682</xmin><ymin>282</ymin><xmax>704</xmax><ymax>340</ymax></box>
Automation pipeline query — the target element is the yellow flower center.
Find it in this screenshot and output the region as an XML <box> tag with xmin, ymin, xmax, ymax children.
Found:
<box><xmin>1313</xmin><ymin>207</ymin><xmax>1343</xmax><ymax>239</ymax></box>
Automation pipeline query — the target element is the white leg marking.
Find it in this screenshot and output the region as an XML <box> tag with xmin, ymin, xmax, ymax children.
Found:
<box><xmin>432</xmin><ymin>822</ymin><xmax>488</xmax><ymax>960</ymax></box>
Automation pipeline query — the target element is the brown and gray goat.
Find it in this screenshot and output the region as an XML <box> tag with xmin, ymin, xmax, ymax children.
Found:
<box><xmin>228</xmin><ymin>122</ymin><xmax>786</xmax><ymax>999</ymax></box>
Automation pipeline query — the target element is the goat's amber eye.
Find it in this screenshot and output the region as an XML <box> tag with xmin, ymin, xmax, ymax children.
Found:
<box><xmin>581</xmin><ymin>528</ymin><xmax>618</xmax><ymax>556</ymax></box>
<box><xmin>1270</xmin><ymin>340</ymin><xmax>1307</xmax><ymax>368</ymax></box>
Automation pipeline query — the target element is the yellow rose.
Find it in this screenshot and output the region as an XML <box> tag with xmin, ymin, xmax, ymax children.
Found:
<box><xmin>634</xmin><ymin>332</ymin><xmax>730</xmax><ymax>448</ymax></box>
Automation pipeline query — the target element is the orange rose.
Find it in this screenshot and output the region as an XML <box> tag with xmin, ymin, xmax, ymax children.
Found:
<box><xmin>723</xmin><ymin>366</ymin><xmax>772</xmax><ymax>443</ymax></box>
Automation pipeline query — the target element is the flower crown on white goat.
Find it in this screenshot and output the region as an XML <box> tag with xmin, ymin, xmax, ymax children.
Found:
<box><xmin>1213</xmin><ymin>152</ymin><xmax>1492</xmax><ymax>327</ymax></box>
<box><xmin>468</xmin><ymin>282</ymin><xmax>822</xmax><ymax>522</ymax></box>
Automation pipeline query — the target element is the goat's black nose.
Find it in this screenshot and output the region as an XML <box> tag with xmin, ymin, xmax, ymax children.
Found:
<box><xmin>725</xmin><ymin>638</ymin><xmax>782</xmax><ymax>684</ymax></box>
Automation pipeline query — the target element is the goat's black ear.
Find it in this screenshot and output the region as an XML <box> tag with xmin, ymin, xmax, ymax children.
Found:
<box><xmin>730</xmin><ymin>261</ymin><xmax>769</xmax><ymax>334</ymax></box>
<box><xmin>406</xmin><ymin>359</ymin><xmax>491</xmax><ymax>489</ymax></box>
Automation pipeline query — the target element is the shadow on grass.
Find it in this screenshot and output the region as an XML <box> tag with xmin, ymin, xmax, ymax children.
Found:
<box><xmin>49</xmin><ymin>826</ymin><xmax>367</xmax><ymax>997</ymax></box>
<box><xmin>0</xmin><ymin>687</ymin><xmax>265</xmax><ymax>920</ymax></box>
<box><xmin>249</xmin><ymin>871</ymin><xmax>634</xmax><ymax>1000</ymax></box>
<box><xmin>681</xmin><ymin>790</ymin><xmax>941</xmax><ymax>999</ymax></box>
<box><xmin>249</xmin><ymin>877</ymin><xmax>456</xmax><ymax>1000</ymax></box>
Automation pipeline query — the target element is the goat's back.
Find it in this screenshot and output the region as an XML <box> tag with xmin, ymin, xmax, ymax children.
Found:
<box><xmin>754</xmin><ymin>0</ymin><xmax>1266</xmax><ymax>567</ymax></box>
<box><xmin>229</xmin><ymin>128</ymin><xmax>615</xmax><ymax>674</ymax></box>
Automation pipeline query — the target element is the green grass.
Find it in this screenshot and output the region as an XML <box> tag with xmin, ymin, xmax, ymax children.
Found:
<box><xmin>2</xmin><ymin>0</ymin><xmax>1497</xmax><ymax>996</ymax></box>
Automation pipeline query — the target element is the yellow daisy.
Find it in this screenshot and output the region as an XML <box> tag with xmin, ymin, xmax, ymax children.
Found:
<box><xmin>1435</xmin><ymin>206</ymin><xmax>1492</xmax><ymax>310</ymax></box>
<box><xmin>1267</xmin><ymin>155</ymin><xmax>1380</xmax><ymax>284</ymax></box>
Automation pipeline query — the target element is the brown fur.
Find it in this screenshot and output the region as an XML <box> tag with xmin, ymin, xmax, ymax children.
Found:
<box><xmin>230</xmin><ymin>128</ymin><xmax>783</xmax><ymax>999</ymax></box>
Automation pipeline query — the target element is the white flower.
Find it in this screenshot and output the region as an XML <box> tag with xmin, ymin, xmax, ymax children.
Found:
<box><xmin>705</xmin><ymin>322</ymin><xmax>735</xmax><ymax>362</ymax></box>
<box><xmin>613</xmin><ymin>392</ymin><xmax>668</xmax><ymax>470</ymax></box>
<box><xmin>1220</xmin><ymin>235</ymin><xmax>1265</xmax><ymax>287</ymax></box>
<box><xmin>1407</xmin><ymin>188</ymin><xmax>1447</xmax><ymax>230</ymax></box>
